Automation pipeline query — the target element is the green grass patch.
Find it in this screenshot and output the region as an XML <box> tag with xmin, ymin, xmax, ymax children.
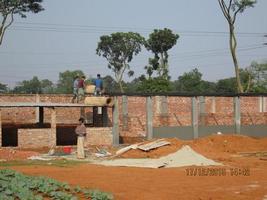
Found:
<box><xmin>0</xmin><ymin>169</ymin><xmax>113</xmax><ymax>200</ymax></box>
<box><xmin>0</xmin><ymin>159</ymin><xmax>88</xmax><ymax>168</ymax></box>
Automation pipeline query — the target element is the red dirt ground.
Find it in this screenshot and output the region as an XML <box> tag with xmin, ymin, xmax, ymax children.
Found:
<box><xmin>1</xmin><ymin>134</ymin><xmax>267</xmax><ymax>200</ymax></box>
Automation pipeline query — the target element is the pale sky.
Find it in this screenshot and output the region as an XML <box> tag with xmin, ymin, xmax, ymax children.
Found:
<box><xmin>0</xmin><ymin>0</ymin><xmax>267</xmax><ymax>88</ymax></box>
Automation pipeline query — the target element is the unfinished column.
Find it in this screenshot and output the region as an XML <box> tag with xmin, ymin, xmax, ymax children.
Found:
<box><xmin>211</xmin><ymin>96</ymin><xmax>216</xmax><ymax>113</ymax></box>
<box><xmin>146</xmin><ymin>96</ymin><xmax>153</xmax><ymax>140</ymax></box>
<box><xmin>199</xmin><ymin>96</ymin><xmax>205</xmax><ymax>125</ymax></box>
<box><xmin>234</xmin><ymin>96</ymin><xmax>241</xmax><ymax>134</ymax></box>
<box><xmin>35</xmin><ymin>94</ymin><xmax>40</xmax><ymax>123</ymax></box>
<box><xmin>122</xmin><ymin>95</ymin><xmax>128</xmax><ymax>130</ymax></box>
<box><xmin>191</xmin><ymin>97</ymin><xmax>198</xmax><ymax>139</ymax></box>
<box><xmin>50</xmin><ymin>107</ymin><xmax>57</xmax><ymax>147</ymax></box>
<box><xmin>35</xmin><ymin>94</ymin><xmax>44</xmax><ymax>126</ymax></box>
<box><xmin>0</xmin><ymin>109</ymin><xmax>2</xmax><ymax>147</ymax></box>
<box><xmin>112</xmin><ymin>97</ymin><xmax>119</xmax><ymax>145</ymax></box>
<box><xmin>259</xmin><ymin>96</ymin><xmax>266</xmax><ymax>112</ymax></box>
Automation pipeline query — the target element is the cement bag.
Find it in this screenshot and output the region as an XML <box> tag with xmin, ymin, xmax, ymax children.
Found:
<box><xmin>84</xmin><ymin>96</ymin><xmax>114</xmax><ymax>107</ymax></box>
<box><xmin>85</xmin><ymin>85</ymin><xmax>96</xmax><ymax>94</ymax></box>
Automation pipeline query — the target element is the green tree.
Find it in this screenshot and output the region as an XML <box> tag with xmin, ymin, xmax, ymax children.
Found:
<box><xmin>138</xmin><ymin>77</ymin><xmax>173</xmax><ymax>93</ymax></box>
<box><xmin>56</xmin><ymin>70</ymin><xmax>85</xmax><ymax>94</ymax></box>
<box><xmin>96</xmin><ymin>32</ymin><xmax>145</xmax><ymax>92</ymax></box>
<box><xmin>0</xmin><ymin>82</ymin><xmax>8</xmax><ymax>93</ymax></box>
<box><xmin>174</xmin><ymin>68</ymin><xmax>216</xmax><ymax>93</ymax></box>
<box><xmin>40</xmin><ymin>79</ymin><xmax>55</xmax><ymax>93</ymax></box>
<box><xmin>218</xmin><ymin>0</ymin><xmax>257</xmax><ymax>93</ymax></box>
<box><xmin>125</xmin><ymin>75</ymin><xmax>146</xmax><ymax>93</ymax></box>
<box><xmin>247</xmin><ymin>61</ymin><xmax>267</xmax><ymax>92</ymax></box>
<box><xmin>215</xmin><ymin>77</ymin><xmax>237</xmax><ymax>93</ymax></box>
<box><xmin>145</xmin><ymin>28</ymin><xmax>179</xmax><ymax>80</ymax></box>
<box><xmin>0</xmin><ymin>0</ymin><xmax>44</xmax><ymax>45</ymax></box>
<box><xmin>13</xmin><ymin>76</ymin><xmax>42</xmax><ymax>94</ymax></box>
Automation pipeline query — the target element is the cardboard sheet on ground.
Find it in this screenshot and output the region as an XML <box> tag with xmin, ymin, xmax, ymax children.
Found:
<box><xmin>95</xmin><ymin>145</ymin><xmax>222</xmax><ymax>168</ymax></box>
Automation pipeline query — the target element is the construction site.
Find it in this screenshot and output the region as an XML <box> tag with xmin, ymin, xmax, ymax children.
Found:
<box><xmin>0</xmin><ymin>93</ymin><xmax>267</xmax><ymax>200</ymax></box>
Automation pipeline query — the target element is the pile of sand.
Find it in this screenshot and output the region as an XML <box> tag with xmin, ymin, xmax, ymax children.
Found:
<box><xmin>120</xmin><ymin>135</ymin><xmax>267</xmax><ymax>159</ymax></box>
<box><xmin>96</xmin><ymin>145</ymin><xmax>222</xmax><ymax>168</ymax></box>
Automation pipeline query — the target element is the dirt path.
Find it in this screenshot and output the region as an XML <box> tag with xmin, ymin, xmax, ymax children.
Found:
<box><xmin>7</xmin><ymin>158</ymin><xmax>267</xmax><ymax>200</ymax></box>
<box><xmin>1</xmin><ymin>135</ymin><xmax>267</xmax><ymax>199</ymax></box>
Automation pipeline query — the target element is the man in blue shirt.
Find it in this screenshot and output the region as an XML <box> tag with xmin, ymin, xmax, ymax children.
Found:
<box><xmin>94</xmin><ymin>74</ymin><xmax>103</xmax><ymax>96</ymax></box>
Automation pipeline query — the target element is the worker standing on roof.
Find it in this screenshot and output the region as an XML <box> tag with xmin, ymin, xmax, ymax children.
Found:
<box><xmin>94</xmin><ymin>74</ymin><xmax>103</xmax><ymax>96</ymax></box>
<box><xmin>77</xmin><ymin>75</ymin><xmax>86</xmax><ymax>102</ymax></box>
<box><xmin>71</xmin><ymin>75</ymin><xmax>79</xmax><ymax>103</ymax></box>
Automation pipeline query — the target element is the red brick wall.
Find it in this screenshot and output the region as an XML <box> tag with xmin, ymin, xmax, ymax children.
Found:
<box><xmin>1</xmin><ymin>94</ymin><xmax>267</xmax><ymax>138</ymax></box>
<box><xmin>18</xmin><ymin>128</ymin><xmax>52</xmax><ymax>148</ymax></box>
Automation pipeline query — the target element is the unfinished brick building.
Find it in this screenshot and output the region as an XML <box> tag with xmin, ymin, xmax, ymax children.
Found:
<box><xmin>0</xmin><ymin>94</ymin><xmax>266</xmax><ymax>148</ymax></box>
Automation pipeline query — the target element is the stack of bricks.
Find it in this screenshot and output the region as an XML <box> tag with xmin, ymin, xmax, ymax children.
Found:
<box><xmin>85</xmin><ymin>127</ymin><xmax>113</xmax><ymax>146</ymax></box>
<box><xmin>18</xmin><ymin>128</ymin><xmax>52</xmax><ymax>148</ymax></box>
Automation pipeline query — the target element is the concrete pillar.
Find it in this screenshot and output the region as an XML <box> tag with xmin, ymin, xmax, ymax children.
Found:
<box><xmin>80</xmin><ymin>107</ymin><xmax>85</xmax><ymax>118</ymax></box>
<box><xmin>122</xmin><ymin>95</ymin><xmax>128</xmax><ymax>130</ymax></box>
<box><xmin>259</xmin><ymin>96</ymin><xmax>266</xmax><ymax>112</ymax></box>
<box><xmin>50</xmin><ymin>107</ymin><xmax>57</xmax><ymax>147</ymax></box>
<box><xmin>199</xmin><ymin>96</ymin><xmax>205</xmax><ymax>125</ymax></box>
<box><xmin>234</xmin><ymin>97</ymin><xmax>241</xmax><ymax>134</ymax></box>
<box><xmin>0</xmin><ymin>109</ymin><xmax>2</xmax><ymax>147</ymax></box>
<box><xmin>156</xmin><ymin>96</ymin><xmax>168</xmax><ymax>116</ymax></box>
<box><xmin>146</xmin><ymin>96</ymin><xmax>153</xmax><ymax>140</ymax></box>
<box><xmin>102</xmin><ymin>107</ymin><xmax>108</xmax><ymax>127</ymax></box>
<box><xmin>35</xmin><ymin>94</ymin><xmax>40</xmax><ymax>123</ymax></box>
<box><xmin>211</xmin><ymin>96</ymin><xmax>216</xmax><ymax>113</ymax></box>
<box><xmin>264</xmin><ymin>97</ymin><xmax>267</xmax><ymax>112</ymax></box>
<box><xmin>191</xmin><ymin>97</ymin><xmax>198</xmax><ymax>139</ymax></box>
<box><xmin>112</xmin><ymin>97</ymin><xmax>119</xmax><ymax>145</ymax></box>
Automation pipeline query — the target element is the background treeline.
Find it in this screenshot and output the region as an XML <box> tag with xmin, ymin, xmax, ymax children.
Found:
<box><xmin>0</xmin><ymin>61</ymin><xmax>266</xmax><ymax>94</ymax></box>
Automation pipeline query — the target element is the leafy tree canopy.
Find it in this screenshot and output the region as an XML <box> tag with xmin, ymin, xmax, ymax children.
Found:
<box><xmin>96</xmin><ymin>32</ymin><xmax>145</xmax><ymax>92</ymax></box>
<box><xmin>0</xmin><ymin>82</ymin><xmax>8</xmax><ymax>93</ymax></box>
<box><xmin>0</xmin><ymin>0</ymin><xmax>44</xmax><ymax>45</ymax></box>
<box><xmin>12</xmin><ymin>76</ymin><xmax>54</xmax><ymax>94</ymax></box>
<box><xmin>145</xmin><ymin>28</ymin><xmax>179</xmax><ymax>79</ymax></box>
<box><xmin>174</xmin><ymin>68</ymin><xmax>216</xmax><ymax>93</ymax></box>
<box><xmin>56</xmin><ymin>70</ymin><xmax>85</xmax><ymax>94</ymax></box>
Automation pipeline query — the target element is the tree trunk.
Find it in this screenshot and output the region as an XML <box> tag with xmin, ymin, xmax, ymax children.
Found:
<box><xmin>118</xmin><ymin>81</ymin><xmax>124</xmax><ymax>93</ymax></box>
<box><xmin>0</xmin><ymin>15</ymin><xmax>8</xmax><ymax>46</ymax></box>
<box><xmin>229</xmin><ymin>24</ymin><xmax>244</xmax><ymax>93</ymax></box>
<box><xmin>0</xmin><ymin>12</ymin><xmax>14</xmax><ymax>46</ymax></box>
<box><xmin>160</xmin><ymin>53</ymin><xmax>168</xmax><ymax>80</ymax></box>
